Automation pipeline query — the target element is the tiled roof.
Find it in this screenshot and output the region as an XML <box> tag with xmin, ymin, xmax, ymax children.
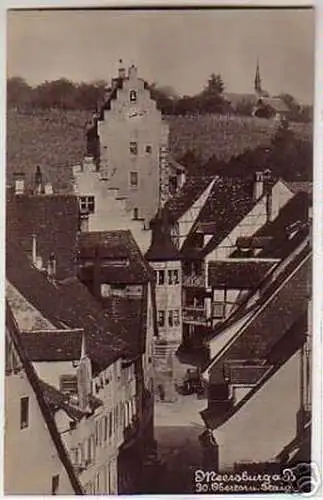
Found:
<box><xmin>206</xmin><ymin>243</ymin><xmax>310</xmax><ymax>376</ymax></box>
<box><xmin>208</xmin><ymin>260</ymin><xmax>276</xmax><ymax>289</ymax></box>
<box><xmin>6</xmin><ymin>190</ymin><xmax>79</xmax><ymax>280</ymax></box>
<box><xmin>6</xmin><ymin>302</ymin><xmax>83</xmax><ymax>494</ymax></box>
<box><xmin>182</xmin><ymin>177</ymin><xmax>257</xmax><ymax>258</ymax></box>
<box><xmin>20</xmin><ymin>330</ymin><xmax>83</xmax><ymax>362</ymax></box>
<box><xmin>255</xmin><ymin>192</ymin><xmax>309</xmax><ymax>259</ymax></box>
<box><xmin>258</xmin><ymin>97</ymin><xmax>289</xmax><ymax>113</ymax></box>
<box><xmin>38</xmin><ymin>379</ymin><xmax>103</xmax><ymax>421</ymax></box>
<box><xmin>102</xmin><ymin>292</ymin><xmax>147</xmax><ymax>357</ymax></box>
<box><xmin>7</xmin><ymin>240</ymin><xmax>128</xmax><ymax>373</ymax></box>
<box><xmin>145</xmin><ymin>207</ymin><xmax>182</xmax><ymax>261</ymax></box>
<box><xmin>78</xmin><ymin>230</ymin><xmax>154</xmax><ymax>283</ymax></box>
<box><xmin>162</xmin><ymin>175</ymin><xmax>215</xmax><ymax>222</ymax></box>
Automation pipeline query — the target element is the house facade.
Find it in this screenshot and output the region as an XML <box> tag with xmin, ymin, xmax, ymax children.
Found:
<box><xmin>199</xmin><ymin>231</ymin><xmax>311</xmax><ymax>473</ymax></box>
<box><xmin>157</xmin><ymin>171</ymin><xmax>295</xmax><ymax>354</ymax></box>
<box><xmin>5</xmin><ymin>304</ymin><xmax>82</xmax><ymax>495</ymax></box>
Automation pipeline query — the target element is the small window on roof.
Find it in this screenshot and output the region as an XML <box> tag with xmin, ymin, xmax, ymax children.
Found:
<box><xmin>60</xmin><ymin>375</ymin><xmax>77</xmax><ymax>394</ymax></box>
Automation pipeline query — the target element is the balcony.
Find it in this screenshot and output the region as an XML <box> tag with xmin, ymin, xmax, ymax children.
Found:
<box><xmin>182</xmin><ymin>273</ymin><xmax>205</xmax><ymax>288</ymax></box>
<box><xmin>182</xmin><ymin>306</ymin><xmax>208</xmax><ymax>325</ymax></box>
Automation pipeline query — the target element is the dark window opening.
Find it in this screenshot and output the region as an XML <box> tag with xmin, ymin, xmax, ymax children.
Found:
<box><xmin>52</xmin><ymin>475</ymin><xmax>60</xmax><ymax>495</ymax></box>
<box><xmin>130</xmin><ymin>171</ymin><xmax>138</xmax><ymax>187</ymax></box>
<box><xmin>80</xmin><ymin>196</ymin><xmax>95</xmax><ymax>214</ymax></box>
<box><xmin>133</xmin><ymin>208</ymin><xmax>139</xmax><ymax>220</ymax></box>
<box><xmin>20</xmin><ymin>396</ymin><xmax>29</xmax><ymax>429</ymax></box>
<box><xmin>130</xmin><ymin>142</ymin><xmax>138</xmax><ymax>155</ymax></box>
<box><xmin>130</xmin><ymin>90</ymin><xmax>137</xmax><ymax>103</ymax></box>
<box><xmin>157</xmin><ymin>270</ymin><xmax>165</xmax><ymax>285</ymax></box>
<box><xmin>158</xmin><ymin>310</ymin><xmax>165</xmax><ymax>328</ymax></box>
<box><xmin>145</xmin><ymin>145</ymin><xmax>152</xmax><ymax>154</ymax></box>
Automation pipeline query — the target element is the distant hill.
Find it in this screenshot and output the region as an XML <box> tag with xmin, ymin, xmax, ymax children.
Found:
<box><xmin>6</xmin><ymin>108</ymin><xmax>313</xmax><ymax>192</ymax></box>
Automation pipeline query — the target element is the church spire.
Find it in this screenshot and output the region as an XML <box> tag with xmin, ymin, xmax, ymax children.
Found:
<box><xmin>254</xmin><ymin>58</ymin><xmax>262</xmax><ymax>95</ymax></box>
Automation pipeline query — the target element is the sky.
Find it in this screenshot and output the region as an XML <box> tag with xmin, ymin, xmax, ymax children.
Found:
<box><xmin>6</xmin><ymin>7</ymin><xmax>315</xmax><ymax>104</ymax></box>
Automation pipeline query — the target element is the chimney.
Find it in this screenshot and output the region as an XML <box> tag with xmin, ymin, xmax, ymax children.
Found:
<box><xmin>128</xmin><ymin>64</ymin><xmax>138</xmax><ymax>80</ymax></box>
<box><xmin>32</xmin><ymin>234</ymin><xmax>37</xmax><ymax>265</ymax></box>
<box><xmin>47</xmin><ymin>253</ymin><xmax>56</xmax><ymax>279</ymax></box>
<box><xmin>44</xmin><ymin>182</ymin><xmax>53</xmax><ymax>195</ymax></box>
<box><xmin>118</xmin><ymin>59</ymin><xmax>126</xmax><ymax>80</ymax></box>
<box><xmin>253</xmin><ymin>171</ymin><xmax>264</xmax><ymax>201</ymax></box>
<box><xmin>77</xmin><ymin>332</ymin><xmax>92</xmax><ymax>411</ymax></box>
<box><xmin>31</xmin><ymin>234</ymin><xmax>43</xmax><ymax>270</ymax></box>
<box><xmin>14</xmin><ymin>173</ymin><xmax>25</xmax><ymax>195</ymax></box>
<box><xmin>34</xmin><ymin>166</ymin><xmax>43</xmax><ymax>195</ymax></box>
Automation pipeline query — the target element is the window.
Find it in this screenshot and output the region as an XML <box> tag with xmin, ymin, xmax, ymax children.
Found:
<box><xmin>145</xmin><ymin>145</ymin><xmax>152</xmax><ymax>154</ymax></box>
<box><xmin>130</xmin><ymin>141</ymin><xmax>138</xmax><ymax>155</ymax></box>
<box><xmin>20</xmin><ymin>397</ymin><xmax>29</xmax><ymax>429</ymax></box>
<box><xmin>158</xmin><ymin>310</ymin><xmax>165</xmax><ymax>328</ymax></box>
<box><xmin>212</xmin><ymin>302</ymin><xmax>226</xmax><ymax>319</ymax></box>
<box><xmin>130</xmin><ymin>171</ymin><xmax>138</xmax><ymax>187</ymax></box>
<box><xmin>130</xmin><ymin>90</ymin><xmax>137</xmax><ymax>102</ymax></box>
<box><xmin>80</xmin><ymin>196</ymin><xmax>95</xmax><ymax>214</ymax></box>
<box><xmin>104</xmin><ymin>415</ymin><xmax>108</xmax><ymax>441</ymax></box>
<box><xmin>133</xmin><ymin>208</ymin><xmax>139</xmax><ymax>220</ymax></box>
<box><xmin>59</xmin><ymin>375</ymin><xmax>77</xmax><ymax>394</ymax></box>
<box><xmin>51</xmin><ymin>475</ymin><xmax>59</xmax><ymax>495</ymax></box>
<box><xmin>109</xmin><ymin>412</ymin><xmax>113</xmax><ymax>438</ymax></box>
<box><xmin>167</xmin><ymin>269</ymin><xmax>180</xmax><ymax>285</ymax></box>
<box><xmin>101</xmin><ymin>283</ymin><xmax>111</xmax><ymax>298</ymax></box>
<box><xmin>157</xmin><ymin>270</ymin><xmax>165</xmax><ymax>285</ymax></box>
<box><xmin>173</xmin><ymin>309</ymin><xmax>180</xmax><ymax>326</ymax></box>
<box><xmin>95</xmin><ymin>421</ymin><xmax>99</xmax><ymax>446</ymax></box>
<box><xmin>168</xmin><ymin>310</ymin><xmax>173</xmax><ymax>327</ymax></box>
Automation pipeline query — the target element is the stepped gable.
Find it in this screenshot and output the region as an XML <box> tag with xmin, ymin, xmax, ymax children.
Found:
<box><xmin>78</xmin><ymin>230</ymin><xmax>154</xmax><ymax>284</ymax></box>
<box><xmin>145</xmin><ymin>207</ymin><xmax>181</xmax><ymax>262</ymax></box>
<box><xmin>6</xmin><ymin>189</ymin><xmax>79</xmax><ymax>280</ymax></box>
<box><xmin>181</xmin><ymin>176</ymin><xmax>256</xmax><ymax>258</ymax></box>
<box><xmin>6</xmin><ymin>302</ymin><xmax>83</xmax><ymax>494</ymax></box>
<box><xmin>7</xmin><ymin>240</ymin><xmax>129</xmax><ymax>374</ymax></box>
<box><xmin>208</xmin><ymin>260</ymin><xmax>276</xmax><ymax>289</ymax></box>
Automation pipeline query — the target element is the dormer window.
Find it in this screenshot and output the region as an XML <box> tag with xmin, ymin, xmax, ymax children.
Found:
<box><xmin>130</xmin><ymin>90</ymin><xmax>137</xmax><ymax>103</ymax></box>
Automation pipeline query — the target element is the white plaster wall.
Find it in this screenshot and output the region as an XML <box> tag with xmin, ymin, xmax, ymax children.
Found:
<box><xmin>34</xmin><ymin>361</ymin><xmax>78</xmax><ymax>389</ymax></box>
<box><xmin>152</xmin><ymin>261</ymin><xmax>182</xmax><ymax>344</ymax></box>
<box><xmin>4</xmin><ymin>373</ymin><xmax>76</xmax><ymax>495</ymax></box>
<box><xmin>215</xmin><ymin>350</ymin><xmax>301</xmax><ymax>470</ymax></box>
<box><xmin>73</xmin><ymin>163</ymin><xmax>152</xmax><ymax>254</ymax></box>
<box><xmin>177</xmin><ymin>178</ymin><xmax>217</xmax><ymax>249</ymax></box>
<box><xmin>98</xmin><ymin>73</ymin><xmax>169</xmax><ymax>224</ymax></box>
<box><xmin>205</xmin><ymin>181</ymin><xmax>294</xmax><ymax>261</ymax></box>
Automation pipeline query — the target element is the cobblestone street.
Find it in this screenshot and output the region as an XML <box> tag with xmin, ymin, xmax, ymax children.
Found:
<box><xmin>152</xmin><ymin>392</ymin><xmax>207</xmax><ymax>493</ymax></box>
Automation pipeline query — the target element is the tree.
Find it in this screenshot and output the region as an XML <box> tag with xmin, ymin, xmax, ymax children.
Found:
<box><xmin>7</xmin><ymin>77</ymin><xmax>33</xmax><ymax>109</ymax></box>
<box><xmin>235</xmin><ymin>98</ymin><xmax>254</xmax><ymax>116</ymax></box>
<box><xmin>207</xmin><ymin>73</ymin><xmax>225</xmax><ymax>94</ymax></box>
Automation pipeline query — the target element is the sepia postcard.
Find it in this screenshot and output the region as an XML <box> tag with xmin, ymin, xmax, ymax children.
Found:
<box><xmin>4</xmin><ymin>4</ymin><xmax>321</xmax><ymax>496</ymax></box>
